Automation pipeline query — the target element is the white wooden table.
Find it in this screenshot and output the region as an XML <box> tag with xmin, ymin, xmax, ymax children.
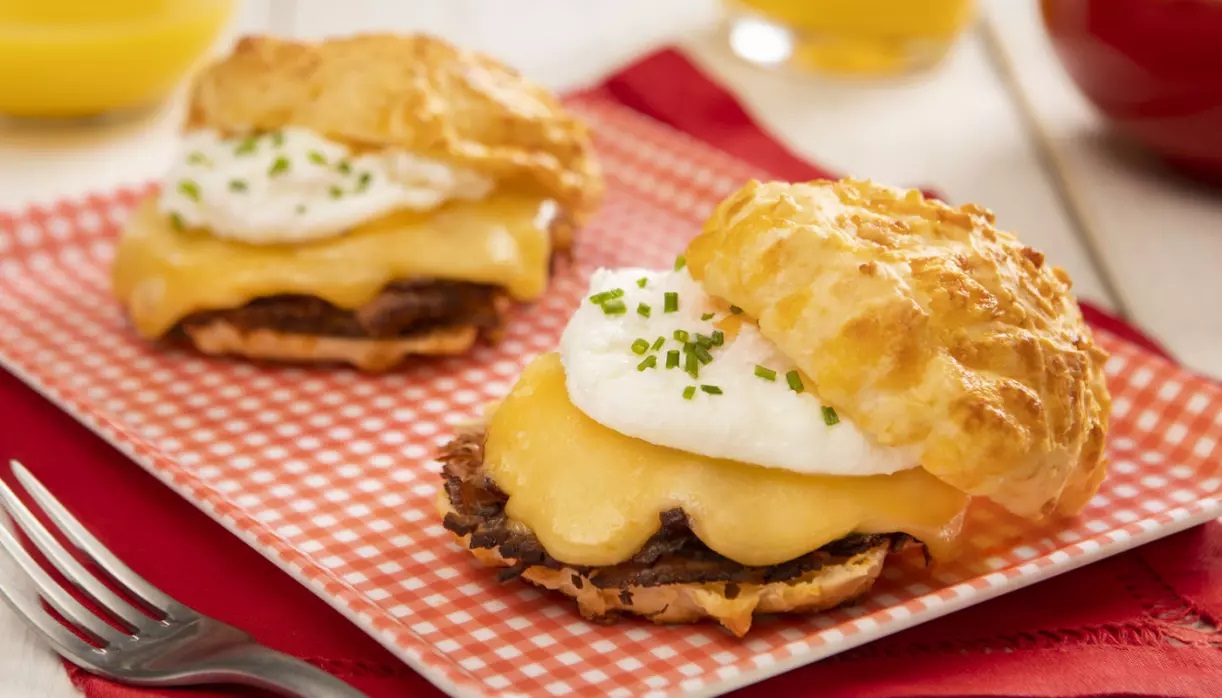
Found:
<box><xmin>2</xmin><ymin>1</ymin><xmax>1219</xmax><ymax>695</ymax></box>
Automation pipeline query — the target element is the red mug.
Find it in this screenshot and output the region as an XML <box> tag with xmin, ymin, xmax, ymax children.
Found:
<box><xmin>1041</xmin><ymin>0</ymin><xmax>1222</xmax><ymax>184</ymax></box>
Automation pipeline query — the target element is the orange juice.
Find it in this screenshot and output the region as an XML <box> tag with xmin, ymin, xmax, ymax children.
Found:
<box><xmin>0</xmin><ymin>0</ymin><xmax>235</xmax><ymax>118</ymax></box>
<box><xmin>726</xmin><ymin>0</ymin><xmax>976</xmax><ymax>76</ymax></box>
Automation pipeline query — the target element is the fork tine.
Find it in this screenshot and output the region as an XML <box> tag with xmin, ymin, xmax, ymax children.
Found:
<box><xmin>0</xmin><ymin>555</ymin><xmax>102</xmax><ymax>666</ymax></box>
<box><xmin>0</xmin><ymin>522</ymin><xmax>129</xmax><ymax>646</ymax></box>
<box><xmin>0</xmin><ymin>469</ymin><xmax>152</xmax><ymax>631</ymax></box>
<box><xmin>11</xmin><ymin>462</ymin><xmax>178</xmax><ymax>615</ymax></box>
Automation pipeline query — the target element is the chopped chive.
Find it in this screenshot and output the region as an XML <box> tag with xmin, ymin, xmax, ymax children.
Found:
<box><xmin>673</xmin><ymin>329</ymin><xmax>689</xmax><ymax>343</ymax></box>
<box><xmin>169</xmin><ymin>211</ymin><xmax>185</xmax><ymax>231</ymax></box>
<box><xmin>685</xmin><ymin>351</ymin><xmax>699</xmax><ymax>379</ymax></box>
<box><xmin>356</xmin><ymin>171</ymin><xmax>373</xmax><ymax>191</ymax></box>
<box><xmin>637</xmin><ymin>303</ymin><xmax>651</xmax><ymax>318</ymax></box>
<box><xmin>177</xmin><ymin>179</ymin><xmax>201</xmax><ymax>201</ymax></box>
<box><xmin>268</xmin><ymin>156</ymin><xmax>290</xmax><ymax>176</ymax></box>
<box><xmin>336</xmin><ymin>159</ymin><xmax>353</xmax><ymax>175</ymax></box>
<box><xmin>692</xmin><ymin>345</ymin><xmax>713</xmax><ymax>365</ymax></box>
<box><xmin>651</xmin><ymin>336</ymin><xmax>666</xmax><ymax>352</ymax></box>
<box><xmin>755</xmin><ymin>365</ymin><xmax>777</xmax><ymax>381</ymax></box>
<box><xmin>695</xmin><ymin>333</ymin><xmax>713</xmax><ymax>348</ymax></box>
<box><xmin>601</xmin><ymin>299</ymin><xmax>627</xmax><ymax>315</ymax></box>
<box><xmin>711</xmin><ymin>330</ymin><xmax>725</xmax><ymax>346</ymax></box>
<box><xmin>228</xmin><ymin>178</ymin><xmax>248</xmax><ymax>192</ymax></box>
<box><xmin>637</xmin><ymin>355</ymin><xmax>658</xmax><ymax>371</ymax></box>
<box><xmin>700</xmin><ymin>385</ymin><xmax>723</xmax><ymax>395</ymax></box>
<box><xmin>234</xmin><ymin>136</ymin><xmax>258</xmax><ymax>156</ymax></box>
<box><xmin>186</xmin><ymin>151</ymin><xmax>210</xmax><ymax>166</ymax></box>
<box><xmin>701</xmin><ymin>312</ymin><xmax>715</xmax><ymax>321</ymax></box>
<box><xmin>664</xmin><ymin>292</ymin><xmax>679</xmax><ymax>313</ymax></box>
<box><xmin>786</xmin><ymin>370</ymin><xmax>804</xmax><ymax>393</ymax></box>
<box><xmin>295</xmin><ymin>204</ymin><xmax>307</xmax><ymax>214</ymax></box>
<box><xmin>666</xmin><ymin>350</ymin><xmax>680</xmax><ymax>369</ymax></box>
<box><xmin>307</xmin><ymin>150</ymin><xmax>327</xmax><ymax>165</ymax></box>
<box><xmin>631</xmin><ymin>338</ymin><xmax>650</xmax><ymax>355</ymax></box>
<box><xmin>682</xmin><ymin>386</ymin><xmax>696</xmax><ymax>400</ymax></box>
<box><xmin>589</xmin><ymin>288</ymin><xmax>624</xmax><ymax>304</ymax></box>
<box><xmin>636</xmin><ymin>277</ymin><xmax>648</xmax><ymax>288</ymax></box>
<box><xmin>328</xmin><ymin>185</ymin><xmax>344</xmax><ymax>199</ymax></box>
<box><xmin>674</xmin><ymin>254</ymin><xmax>686</xmax><ymax>271</ymax></box>
<box><xmin>730</xmin><ymin>305</ymin><xmax>743</xmax><ymax>315</ymax></box>
<box><xmin>270</xmin><ymin>131</ymin><xmax>285</xmax><ymax>147</ymax></box>
<box><xmin>822</xmin><ymin>406</ymin><xmax>840</xmax><ymax>426</ymax></box>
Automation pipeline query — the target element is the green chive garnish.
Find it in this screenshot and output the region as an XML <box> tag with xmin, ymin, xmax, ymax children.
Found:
<box><xmin>693</xmin><ymin>345</ymin><xmax>713</xmax><ymax>365</ymax></box>
<box><xmin>695</xmin><ymin>333</ymin><xmax>713</xmax><ymax>348</ymax></box>
<box><xmin>700</xmin><ymin>385</ymin><xmax>723</xmax><ymax>395</ymax></box>
<box><xmin>636</xmin><ymin>277</ymin><xmax>648</xmax><ymax>288</ymax></box>
<box><xmin>664</xmin><ymin>292</ymin><xmax>679</xmax><ymax>313</ymax></box>
<box><xmin>822</xmin><ymin>406</ymin><xmax>840</xmax><ymax>426</ymax></box>
<box><xmin>685</xmin><ymin>351</ymin><xmax>699</xmax><ymax>379</ymax></box>
<box><xmin>651</xmin><ymin>336</ymin><xmax>666</xmax><ymax>352</ymax></box>
<box><xmin>666</xmin><ymin>350</ymin><xmax>680</xmax><ymax>369</ymax></box>
<box><xmin>711</xmin><ymin>330</ymin><xmax>725</xmax><ymax>346</ymax></box>
<box><xmin>228</xmin><ymin>178</ymin><xmax>248</xmax><ymax>192</ymax></box>
<box><xmin>701</xmin><ymin>313</ymin><xmax>715</xmax><ymax>321</ymax></box>
<box><xmin>271</xmin><ymin>131</ymin><xmax>285</xmax><ymax>147</ymax></box>
<box><xmin>589</xmin><ymin>288</ymin><xmax>624</xmax><ymax>304</ymax></box>
<box><xmin>308</xmin><ymin>150</ymin><xmax>327</xmax><ymax>165</ymax></box>
<box><xmin>631</xmin><ymin>338</ymin><xmax>650</xmax><ymax>355</ymax></box>
<box><xmin>730</xmin><ymin>305</ymin><xmax>743</xmax><ymax>315</ymax></box>
<box><xmin>755</xmin><ymin>365</ymin><xmax>777</xmax><ymax>381</ymax></box>
<box><xmin>187</xmin><ymin>151</ymin><xmax>210</xmax><ymax>166</ymax></box>
<box><xmin>169</xmin><ymin>212</ymin><xmax>185</xmax><ymax>231</ymax></box>
<box><xmin>674</xmin><ymin>254</ymin><xmax>686</xmax><ymax>271</ymax></box>
<box><xmin>637</xmin><ymin>355</ymin><xmax>657</xmax><ymax>371</ymax></box>
<box><xmin>673</xmin><ymin>329</ymin><xmax>689</xmax><ymax>343</ymax></box>
<box><xmin>268</xmin><ymin>156</ymin><xmax>290</xmax><ymax>176</ymax></box>
<box><xmin>328</xmin><ymin>185</ymin><xmax>344</xmax><ymax>199</ymax></box>
<box><xmin>682</xmin><ymin>386</ymin><xmax>696</xmax><ymax>400</ymax></box>
<box><xmin>235</xmin><ymin>136</ymin><xmax>258</xmax><ymax>156</ymax></box>
<box><xmin>177</xmin><ymin>179</ymin><xmax>201</xmax><ymax>201</ymax></box>
<box><xmin>601</xmin><ymin>299</ymin><xmax>627</xmax><ymax>315</ymax></box>
<box><xmin>786</xmin><ymin>370</ymin><xmax>804</xmax><ymax>393</ymax></box>
<box><xmin>637</xmin><ymin>303</ymin><xmax>651</xmax><ymax>318</ymax></box>
<box><xmin>356</xmin><ymin>171</ymin><xmax>373</xmax><ymax>191</ymax></box>
<box><xmin>336</xmin><ymin>160</ymin><xmax>353</xmax><ymax>174</ymax></box>
<box><xmin>295</xmin><ymin>204</ymin><xmax>307</xmax><ymax>214</ymax></box>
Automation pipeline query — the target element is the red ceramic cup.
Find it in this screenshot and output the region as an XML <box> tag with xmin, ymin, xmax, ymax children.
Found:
<box><xmin>1041</xmin><ymin>0</ymin><xmax>1222</xmax><ymax>184</ymax></box>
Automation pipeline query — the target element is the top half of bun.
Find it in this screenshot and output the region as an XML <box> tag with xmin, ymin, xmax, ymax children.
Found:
<box><xmin>186</xmin><ymin>34</ymin><xmax>603</xmax><ymax>225</ymax></box>
<box><xmin>687</xmin><ymin>179</ymin><xmax>1111</xmax><ymax>519</ymax></box>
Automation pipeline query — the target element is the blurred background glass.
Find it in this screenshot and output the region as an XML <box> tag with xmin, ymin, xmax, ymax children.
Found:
<box><xmin>725</xmin><ymin>0</ymin><xmax>976</xmax><ymax>77</ymax></box>
<box><xmin>0</xmin><ymin>0</ymin><xmax>236</xmax><ymax>120</ymax></box>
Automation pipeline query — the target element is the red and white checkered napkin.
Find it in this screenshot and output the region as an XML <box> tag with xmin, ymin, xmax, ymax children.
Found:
<box><xmin>0</xmin><ymin>94</ymin><xmax>1219</xmax><ymax>698</ymax></box>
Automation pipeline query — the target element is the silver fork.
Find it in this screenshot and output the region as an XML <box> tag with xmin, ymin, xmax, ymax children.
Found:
<box><xmin>0</xmin><ymin>460</ymin><xmax>368</xmax><ymax>697</ymax></box>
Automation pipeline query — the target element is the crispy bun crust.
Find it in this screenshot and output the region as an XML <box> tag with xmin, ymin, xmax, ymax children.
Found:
<box><xmin>436</xmin><ymin>496</ymin><xmax>887</xmax><ymax>637</ymax></box>
<box><xmin>182</xmin><ymin>320</ymin><xmax>478</xmax><ymax>372</ymax></box>
<box><xmin>687</xmin><ymin>179</ymin><xmax>1111</xmax><ymax>518</ymax></box>
<box><xmin>186</xmin><ymin>34</ymin><xmax>603</xmax><ymax>228</ymax></box>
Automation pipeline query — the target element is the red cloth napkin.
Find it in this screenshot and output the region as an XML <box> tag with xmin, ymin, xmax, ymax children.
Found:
<box><xmin>0</xmin><ymin>48</ymin><xmax>1218</xmax><ymax>698</ymax></box>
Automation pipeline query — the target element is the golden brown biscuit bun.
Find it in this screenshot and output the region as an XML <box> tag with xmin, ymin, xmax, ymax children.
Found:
<box><xmin>436</xmin><ymin>496</ymin><xmax>888</xmax><ymax>637</ymax></box>
<box><xmin>687</xmin><ymin>179</ymin><xmax>1111</xmax><ymax>518</ymax></box>
<box><xmin>187</xmin><ymin>33</ymin><xmax>603</xmax><ymax>234</ymax></box>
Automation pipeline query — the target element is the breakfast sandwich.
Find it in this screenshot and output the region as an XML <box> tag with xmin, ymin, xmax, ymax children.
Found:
<box><xmin>437</xmin><ymin>179</ymin><xmax>1111</xmax><ymax>636</ymax></box>
<box><xmin>113</xmin><ymin>34</ymin><xmax>602</xmax><ymax>371</ymax></box>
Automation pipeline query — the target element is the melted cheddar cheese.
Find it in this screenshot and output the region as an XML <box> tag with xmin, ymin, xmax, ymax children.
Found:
<box><xmin>485</xmin><ymin>353</ymin><xmax>968</xmax><ymax>567</ymax></box>
<box><xmin>112</xmin><ymin>194</ymin><xmax>556</xmax><ymax>338</ymax></box>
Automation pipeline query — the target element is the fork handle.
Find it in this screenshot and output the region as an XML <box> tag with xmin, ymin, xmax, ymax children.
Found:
<box><xmin>205</xmin><ymin>644</ymin><xmax>370</xmax><ymax>698</ymax></box>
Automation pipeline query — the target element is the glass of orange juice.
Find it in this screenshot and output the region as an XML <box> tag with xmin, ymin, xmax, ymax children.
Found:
<box><xmin>0</xmin><ymin>0</ymin><xmax>236</xmax><ymax>120</ymax></box>
<box><xmin>725</xmin><ymin>0</ymin><xmax>976</xmax><ymax>77</ymax></box>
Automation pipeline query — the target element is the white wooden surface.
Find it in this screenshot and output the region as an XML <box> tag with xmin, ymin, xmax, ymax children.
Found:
<box><xmin>1</xmin><ymin>1</ymin><xmax>1218</xmax><ymax>694</ymax></box>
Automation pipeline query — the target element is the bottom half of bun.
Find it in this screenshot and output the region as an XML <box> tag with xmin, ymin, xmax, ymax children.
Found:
<box><xmin>167</xmin><ymin>279</ymin><xmax>509</xmax><ymax>371</ymax></box>
<box><xmin>436</xmin><ymin>431</ymin><xmax>924</xmax><ymax>637</ymax></box>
